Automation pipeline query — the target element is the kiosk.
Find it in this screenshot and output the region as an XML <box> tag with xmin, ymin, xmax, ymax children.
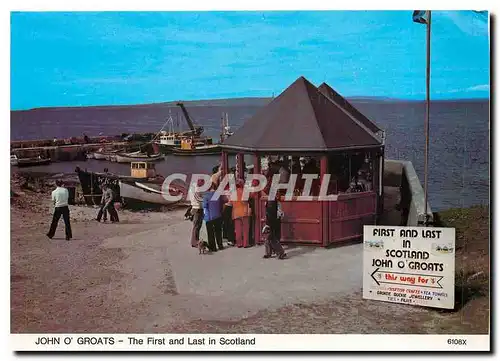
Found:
<box><xmin>220</xmin><ymin>76</ymin><xmax>385</xmax><ymax>247</ymax></box>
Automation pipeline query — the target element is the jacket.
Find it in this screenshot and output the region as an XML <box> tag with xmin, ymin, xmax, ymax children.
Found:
<box><xmin>229</xmin><ymin>188</ymin><xmax>250</xmax><ymax>219</ymax></box>
<box><xmin>202</xmin><ymin>191</ymin><xmax>222</xmax><ymax>222</ymax></box>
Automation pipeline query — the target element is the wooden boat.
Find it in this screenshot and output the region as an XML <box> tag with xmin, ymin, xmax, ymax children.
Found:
<box><xmin>171</xmin><ymin>142</ymin><xmax>221</xmax><ymax>156</ymax></box>
<box><xmin>93</xmin><ymin>148</ymin><xmax>122</xmax><ymax>160</ymax></box>
<box><xmin>75</xmin><ymin>161</ymin><xmax>187</xmax><ymax>207</ymax></box>
<box><xmin>119</xmin><ymin>180</ymin><xmax>187</xmax><ymax>207</ymax></box>
<box><xmin>115</xmin><ymin>152</ymin><xmax>165</xmax><ymax>163</ymax></box>
<box><xmin>15</xmin><ymin>155</ymin><xmax>51</xmax><ymax>167</ymax></box>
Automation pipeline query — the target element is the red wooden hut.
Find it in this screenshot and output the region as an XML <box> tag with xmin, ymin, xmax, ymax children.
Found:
<box><xmin>220</xmin><ymin>76</ymin><xmax>385</xmax><ymax>247</ymax></box>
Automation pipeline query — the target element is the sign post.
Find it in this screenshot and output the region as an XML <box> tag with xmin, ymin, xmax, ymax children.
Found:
<box><xmin>363</xmin><ymin>226</ymin><xmax>455</xmax><ymax>309</ymax></box>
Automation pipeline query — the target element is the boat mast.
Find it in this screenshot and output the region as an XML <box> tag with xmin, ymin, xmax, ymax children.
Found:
<box><xmin>152</xmin><ymin>109</ymin><xmax>175</xmax><ymax>142</ymax></box>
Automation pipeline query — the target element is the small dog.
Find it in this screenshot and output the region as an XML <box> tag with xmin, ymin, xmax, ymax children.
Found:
<box><xmin>184</xmin><ymin>206</ymin><xmax>194</xmax><ymax>221</ymax></box>
<box><xmin>198</xmin><ymin>240</ymin><xmax>209</xmax><ymax>254</ymax></box>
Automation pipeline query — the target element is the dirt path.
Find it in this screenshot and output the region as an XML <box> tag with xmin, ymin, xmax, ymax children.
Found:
<box><xmin>10</xmin><ymin>180</ymin><xmax>489</xmax><ymax>334</ymax></box>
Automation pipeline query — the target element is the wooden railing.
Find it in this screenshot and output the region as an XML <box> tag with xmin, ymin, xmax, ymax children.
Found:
<box><xmin>328</xmin><ymin>191</ymin><xmax>377</xmax><ymax>244</ymax></box>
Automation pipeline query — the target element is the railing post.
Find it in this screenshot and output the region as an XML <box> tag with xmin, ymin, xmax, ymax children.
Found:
<box><xmin>221</xmin><ymin>150</ymin><xmax>229</xmax><ymax>177</ymax></box>
<box><xmin>320</xmin><ymin>155</ymin><xmax>329</xmax><ymax>247</ymax></box>
<box><xmin>254</xmin><ymin>153</ymin><xmax>261</xmax><ymax>245</ymax></box>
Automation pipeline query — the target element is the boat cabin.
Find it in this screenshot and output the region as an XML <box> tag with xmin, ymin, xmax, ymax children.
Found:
<box><xmin>158</xmin><ymin>132</ymin><xmax>181</xmax><ymax>147</ymax></box>
<box><xmin>131</xmin><ymin>162</ymin><xmax>157</xmax><ymax>178</ymax></box>
<box><xmin>180</xmin><ymin>137</ymin><xmax>194</xmax><ymax>150</ymax></box>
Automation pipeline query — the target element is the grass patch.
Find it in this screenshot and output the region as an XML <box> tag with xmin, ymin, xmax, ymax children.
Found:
<box><xmin>434</xmin><ymin>205</ymin><xmax>489</xmax><ymax>311</ymax></box>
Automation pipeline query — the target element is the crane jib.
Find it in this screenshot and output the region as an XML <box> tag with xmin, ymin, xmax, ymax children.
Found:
<box><xmin>176</xmin><ymin>102</ymin><xmax>203</xmax><ymax>136</ymax></box>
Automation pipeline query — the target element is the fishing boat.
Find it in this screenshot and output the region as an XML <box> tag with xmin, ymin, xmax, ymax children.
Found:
<box><xmin>153</xmin><ymin>113</ymin><xmax>182</xmax><ymax>154</ymax></box>
<box><xmin>119</xmin><ymin>161</ymin><xmax>187</xmax><ymax>206</ymax></box>
<box><xmin>114</xmin><ymin>152</ymin><xmax>165</xmax><ymax>163</ymax></box>
<box><xmin>119</xmin><ymin>180</ymin><xmax>186</xmax><ymax>207</ymax></box>
<box><xmin>153</xmin><ymin>103</ymin><xmax>219</xmax><ymax>155</ymax></box>
<box><xmin>75</xmin><ymin>161</ymin><xmax>187</xmax><ymax>207</ymax></box>
<box><xmin>169</xmin><ymin>111</ymin><xmax>233</xmax><ymax>156</ymax></box>
<box><xmin>171</xmin><ymin>143</ymin><xmax>221</xmax><ymax>156</ymax></box>
<box><xmin>155</xmin><ymin>132</ymin><xmax>182</xmax><ymax>154</ymax></box>
<box><xmin>14</xmin><ymin>155</ymin><xmax>52</xmax><ymax>167</ymax></box>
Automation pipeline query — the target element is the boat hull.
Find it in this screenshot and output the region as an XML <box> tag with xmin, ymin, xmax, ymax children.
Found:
<box><xmin>16</xmin><ymin>158</ymin><xmax>51</xmax><ymax>167</ymax></box>
<box><xmin>155</xmin><ymin>143</ymin><xmax>175</xmax><ymax>155</ymax></box>
<box><xmin>93</xmin><ymin>152</ymin><xmax>108</xmax><ymax>160</ymax></box>
<box><xmin>94</xmin><ymin>149</ymin><xmax>122</xmax><ymax>161</ymax></box>
<box><xmin>75</xmin><ymin>167</ymin><xmax>171</xmax><ymax>206</ymax></box>
<box><xmin>115</xmin><ymin>153</ymin><xmax>165</xmax><ymax>163</ymax></box>
<box><xmin>171</xmin><ymin>145</ymin><xmax>221</xmax><ymax>156</ymax></box>
<box><xmin>119</xmin><ymin>181</ymin><xmax>185</xmax><ymax>206</ymax></box>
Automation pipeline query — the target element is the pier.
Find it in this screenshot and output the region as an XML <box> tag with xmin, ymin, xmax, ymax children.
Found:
<box><xmin>10</xmin><ymin>134</ymin><xmax>152</xmax><ymax>162</ymax></box>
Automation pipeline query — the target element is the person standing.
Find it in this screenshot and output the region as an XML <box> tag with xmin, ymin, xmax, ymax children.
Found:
<box><xmin>211</xmin><ymin>164</ymin><xmax>222</xmax><ymax>189</ymax></box>
<box><xmin>228</xmin><ymin>180</ymin><xmax>251</xmax><ymax>248</ymax></box>
<box><xmin>261</xmin><ymin>170</ymin><xmax>286</xmax><ymax>259</ymax></box>
<box><xmin>96</xmin><ymin>183</ymin><xmax>119</xmax><ymax>222</ymax></box>
<box><xmin>202</xmin><ymin>182</ymin><xmax>224</xmax><ymax>252</ymax></box>
<box><xmin>96</xmin><ymin>184</ymin><xmax>109</xmax><ymax>222</ymax></box>
<box><xmin>190</xmin><ymin>179</ymin><xmax>205</xmax><ymax>248</ymax></box>
<box><xmin>222</xmin><ymin>194</ymin><xmax>235</xmax><ymax>246</ymax></box>
<box><xmin>262</xmin><ymin>198</ymin><xmax>286</xmax><ymax>259</ymax></box>
<box><xmin>46</xmin><ymin>180</ymin><xmax>73</xmax><ymax>241</ymax></box>
<box><xmin>106</xmin><ymin>184</ymin><xmax>120</xmax><ymax>222</ymax></box>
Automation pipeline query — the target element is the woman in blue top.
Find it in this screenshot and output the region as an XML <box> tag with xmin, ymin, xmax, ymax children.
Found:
<box><xmin>202</xmin><ymin>182</ymin><xmax>224</xmax><ymax>252</ymax></box>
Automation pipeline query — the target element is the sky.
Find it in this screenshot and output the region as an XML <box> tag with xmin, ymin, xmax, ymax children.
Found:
<box><xmin>10</xmin><ymin>10</ymin><xmax>490</xmax><ymax>110</ymax></box>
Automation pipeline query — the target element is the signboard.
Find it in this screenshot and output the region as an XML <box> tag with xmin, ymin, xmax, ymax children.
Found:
<box><xmin>363</xmin><ymin>226</ymin><xmax>455</xmax><ymax>309</ymax></box>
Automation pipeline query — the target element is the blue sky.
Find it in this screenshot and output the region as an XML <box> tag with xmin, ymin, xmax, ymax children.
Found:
<box><xmin>11</xmin><ymin>11</ymin><xmax>489</xmax><ymax>110</ymax></box>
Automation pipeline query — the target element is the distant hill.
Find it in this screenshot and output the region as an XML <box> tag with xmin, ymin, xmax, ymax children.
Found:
<box><xmin>12</xmin><ymin>95</ymin><xmax>489</xmax><ymax>113</ymax></box>
<box><xmin>14</xmin><ymin>97</ymin><xmax>274</xmax><ymax>113</ymax></box>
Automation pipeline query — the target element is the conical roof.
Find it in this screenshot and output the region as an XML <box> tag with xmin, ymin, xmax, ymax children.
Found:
<box><xmin>317</xmin><ymin>82</ymin><xmax>381</xmax><ymax>134</ymax></box>
<box><xmin>221</xmin><ymin>76</ymin><xmax>382</xmax><ymax>152</ymax></box>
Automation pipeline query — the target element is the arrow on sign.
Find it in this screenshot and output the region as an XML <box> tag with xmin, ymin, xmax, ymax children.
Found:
<box><xmin>370</xmin><ymin>268</ymin><xmax>444</xmax><ymax>289</ymax></box>
<box><xmin>371</xmin><ymin>268</ymin><xmax>380</xmax><ymax>286</ymax></box>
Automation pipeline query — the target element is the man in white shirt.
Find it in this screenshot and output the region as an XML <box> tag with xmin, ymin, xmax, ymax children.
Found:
<box><xmin>46</xmin><ymin>180</ymin><xmax>73</xmax><ymax>241</ymax></box>
<box><xmin>189</xmin><ymin>179</ymin><xmax>205</xmax><ymax>247</ymax></box>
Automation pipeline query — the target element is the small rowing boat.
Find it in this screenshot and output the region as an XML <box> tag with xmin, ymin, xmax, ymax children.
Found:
<box><xmin>115</xmin><ymin>152</ymin><xmax>165</xmax><ymax>163</ymax></box>
<box><xmin>119</xmin><ymin>180</ymin><xmax>187</xmax><ymax>207</ymax></box>
<box><xmin>14</xmin><ymin>155</ymin><xmax>52</xmax><ymax>167</ymax></box>
<box><xmin>93</xmin><ymin>148</ymin><xmax>122</xmax><ymax>160</ymax></box>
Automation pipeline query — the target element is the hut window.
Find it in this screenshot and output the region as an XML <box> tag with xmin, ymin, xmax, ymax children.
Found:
<box><xmin>139</xmin><ymin>163</ymin><xmax>146</xmax><ymax>169</ymax></box>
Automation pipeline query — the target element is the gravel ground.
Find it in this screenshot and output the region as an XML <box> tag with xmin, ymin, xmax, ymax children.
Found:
<box><xmin>10</xmin><ymin>174</ymin><xmax>489</xmax><ymax>334</ymax></box>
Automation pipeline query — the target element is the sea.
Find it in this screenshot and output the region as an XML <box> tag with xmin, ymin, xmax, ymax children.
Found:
<box><xmin>10</xmin><ymin>99</ymin><xmax>490</xmax><ymax>212</ymax></box>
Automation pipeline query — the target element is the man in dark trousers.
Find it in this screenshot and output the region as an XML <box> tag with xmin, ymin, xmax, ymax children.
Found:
<box><xmin>97</xmin><ymin>183</ymin><xmax>119</xmax><ymax>222</ymax></box>
<box><xmin>262</xmin><ymin>198</ymin><xmax>286</xmax><ymax>259</ymax></box>
<box><xmin>202</xmin><ymin>182</ymin><xmax>224</xmax><ymax>252</ymax></box>
<box><xmin>190</xmin><ymin>179</ymin><xmax>205</xmax><ymax>247</ymax></box>
<box><xmin>262</xmin><ymin>165</ymin><xmax>286</xmax><ymax>260</ymax></box>
<box><xmin>96</xmin><ymin>184</ymin><xmax>109</xmax><ymax>222</ymax></box>
<box><xmin>46</xmin><ymin>180</ymin><xmax>73</xmax><ymax>241</ymax></box>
